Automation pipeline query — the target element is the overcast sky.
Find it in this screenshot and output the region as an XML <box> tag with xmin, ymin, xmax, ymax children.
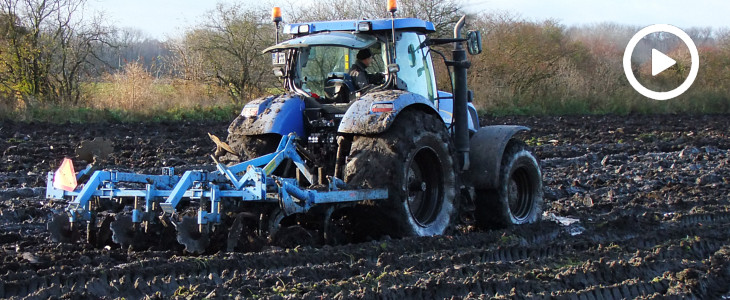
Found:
<box><xmin>84</xmin><ymin>0</ymin><xmax>730</xmax><ymax>40</ymax></box>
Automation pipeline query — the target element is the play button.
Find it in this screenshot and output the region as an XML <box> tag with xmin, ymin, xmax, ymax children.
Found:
<box><xmin>651</xmin><ymin>49</ymin><xmax>676</xmax><ymax>76</ymax></box>
<box><xmin>623</xmin><ymin>24</ymin><xmax>699</xmax><ymax>101</ymax></box>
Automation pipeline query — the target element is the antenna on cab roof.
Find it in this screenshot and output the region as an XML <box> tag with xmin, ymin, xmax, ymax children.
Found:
<box><xmin>387</xmin><ymin>0</ymin><xmax>397</xmax><ymax>63</ymax></box>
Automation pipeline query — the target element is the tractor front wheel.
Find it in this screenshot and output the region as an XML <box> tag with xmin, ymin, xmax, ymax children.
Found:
<box><xmin>345</xmin><ymin>110</ymin><xmax>457</xmax><ymax>237</ymax></box>
<box><xmin>218</xmin><ymin>131</ymin><xmax>280</xmax><ymax>164</ymax></box>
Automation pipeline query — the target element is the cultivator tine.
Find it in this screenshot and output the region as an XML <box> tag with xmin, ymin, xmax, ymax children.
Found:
<box><xmin>323</xmin><ymin>206</ymin><xmax>347</xmax><ymax>245</ymax></box>
<box><xmin>226</xmin><ymin>214</ymin><xmax>245</xmax><ymax>252</ymax></box>
<box><xmin>259</xmin><ymin>207</ymin><xmax>285</xmax><ymax>239</ymax></box>
<box><xmin>208</xmin><ymin>133</ymin><xmax>237</xmax><ymax>156</ymax></box>
<box><xmin>176</xmin><ymin>216</ymin><xmax>210</xmax><ymax>254</ymax></box>
<box><xmin>226</xmin><ymin>212</ymin><xmax>262</xmax><ymax>252</ymax></box>
<box><xmin>48</xmin><ymin>214</ymin><xmax>79</xmax><ymax>243</ymax></box>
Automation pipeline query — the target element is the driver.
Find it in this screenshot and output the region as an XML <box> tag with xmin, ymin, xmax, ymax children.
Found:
<box><xmin>349</xmin><ymin>48</ymin><xmax>384</xmax><ymax>91</ymax></box>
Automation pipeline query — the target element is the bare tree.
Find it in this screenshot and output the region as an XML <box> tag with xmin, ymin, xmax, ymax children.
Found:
<box><xmin>163</xmin><ymin>37</ymin><xmax>207</xmax><ymax>81</ymax></box>
<box><xmin>184</xmin><ymin>3</ymin><xmax>276</xmax><ymax>105</ymax></box>
<box><xmin>52</xmin><ymin>10</ymin><xmax>114</xmax><ymax>104</ymax></box>
<box><xmin>285</xmin><ymin>0</ymin><xmax>462</xmax><ymax>36</ymax></box>
<box><xmin>398</xmin><ymin>0</ymin><xmax>462</xmax><ymax>36</ymax></box>
<box><xmin>0</xmin><ymin>0</ymin><xmax>111</xmax><ymax>105</ymax></box>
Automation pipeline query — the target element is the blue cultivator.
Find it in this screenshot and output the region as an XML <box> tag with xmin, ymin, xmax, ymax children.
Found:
<box><xmin>46</xmin><ymin>134</ymin><xmax>387</xmax><ymax>253</ymax></box>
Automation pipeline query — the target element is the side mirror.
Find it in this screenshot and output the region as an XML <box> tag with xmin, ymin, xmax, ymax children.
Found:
<box><xmin>467</xmin><ymin>30</ymin><xmax>482</xmax><ymax>55</ymax></box>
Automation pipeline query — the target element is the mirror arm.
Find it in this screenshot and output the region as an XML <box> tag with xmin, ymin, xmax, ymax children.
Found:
<box><xmin>418</xmin><ymin>38</ymin><xmax>468</xmax><ymax>49</ymax></box>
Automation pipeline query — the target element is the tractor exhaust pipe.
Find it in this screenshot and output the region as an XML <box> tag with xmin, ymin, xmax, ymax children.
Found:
<box><xmin>452</xmin><ymin>15</ymin><xmax>470</xmax><ymax>171</ymax></box>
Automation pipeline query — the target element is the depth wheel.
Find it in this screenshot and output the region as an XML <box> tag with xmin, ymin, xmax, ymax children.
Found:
<box><xmin>95</xmin><ymin>215</ymin><xmax>114</xmax><ymax>248</ymax></box>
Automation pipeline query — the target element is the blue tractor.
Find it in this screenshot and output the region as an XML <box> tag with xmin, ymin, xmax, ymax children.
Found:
<box><xmin>217</xmin><ymin>11</ymin><xmax>543</xmax><ymax>239</ymax></box>
<box><xmin>45</xmin><ymin>6</ymin><xmax>543</xmax><ymax>253</ymax></box>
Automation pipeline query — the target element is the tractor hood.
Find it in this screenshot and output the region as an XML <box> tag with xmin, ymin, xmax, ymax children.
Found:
<box><xmin>263</xmin><ymin>32</ymin><xmax>377</xmax><ymax>53</ymax></box>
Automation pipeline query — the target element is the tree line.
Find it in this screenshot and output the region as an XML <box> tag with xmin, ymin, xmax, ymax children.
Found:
<box><xmin>1</xmin><ymin>0</ymin><xmax>727</xmax><ymax>115</ymax></box>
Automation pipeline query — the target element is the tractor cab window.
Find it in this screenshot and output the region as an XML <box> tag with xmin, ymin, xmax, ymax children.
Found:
<box><xmin>296</xmin><ymin>44</ymin><xmax>385</xmax><ymax>101</ymax></box>
<box><xmin>394</xmin><ymin>32</ymin><xmax>437</xmax><ymax>101</ymax></box>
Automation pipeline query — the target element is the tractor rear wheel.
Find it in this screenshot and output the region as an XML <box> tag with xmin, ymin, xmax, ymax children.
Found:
<box><xmin>345</xmin><ymin>110</ymin><xmax>457</xmax><ymax>237</ymax></box>
<box><xmin>475</xmin><ymin>140</ymin><xmax>543</xmax><ymax>228</ymax></box>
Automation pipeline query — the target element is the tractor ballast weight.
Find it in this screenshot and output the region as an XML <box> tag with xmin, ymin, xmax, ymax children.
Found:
<box><xmin>44</xmin><ymin>10</ymin><xmax>543</xmax><ymax>253</ymax></box>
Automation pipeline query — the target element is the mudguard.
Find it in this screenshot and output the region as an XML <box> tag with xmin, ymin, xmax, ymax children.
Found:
<box><xmin>228</xmin><ymin>94</ymin><xmax>305</xmax><ymax>137</ymax></box>
<box><xmin>338</xmin><ymin>90</ymin><xmax>439</xmax><ymax>135</ymax></box>
<box><xmin>466</xmin><ymin>125</ymin><xmax>531</xmax><ymax>189</ymax></box>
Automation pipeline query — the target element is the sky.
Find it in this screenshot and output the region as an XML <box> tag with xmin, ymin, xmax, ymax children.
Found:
<box><xmin>84</xmin><ymin>0</ymin><xmax>730</xmax><ymax>40</ymax></box>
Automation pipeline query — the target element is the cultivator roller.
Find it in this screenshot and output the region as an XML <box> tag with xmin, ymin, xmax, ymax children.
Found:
<box><xmin>46</xmin><ymin>133</ymin><xmax>388</xmax><ymax>253</ymax></box>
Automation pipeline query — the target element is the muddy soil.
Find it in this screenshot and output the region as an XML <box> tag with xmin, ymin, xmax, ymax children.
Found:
<box><xmin>0</xmin><ymin>114</ymin><xmax>728</xmax><ymax>299</ymax></box>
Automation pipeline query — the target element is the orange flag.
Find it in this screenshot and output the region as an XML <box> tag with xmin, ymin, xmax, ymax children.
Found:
<box><xmin>53</xmin><ymin>158</ymin><xmax>78</xmax><ymax>192</ymax></box>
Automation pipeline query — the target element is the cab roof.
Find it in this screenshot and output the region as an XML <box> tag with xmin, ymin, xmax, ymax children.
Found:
<box><xmin>263</xmin><ymin>32</ymin><xmax>377</xmax><ymax>53</ymax></box>
<box><xmin>283</xmin><ymin>18</ymin><xmax>436</xmax><ymax>35</ymax></box>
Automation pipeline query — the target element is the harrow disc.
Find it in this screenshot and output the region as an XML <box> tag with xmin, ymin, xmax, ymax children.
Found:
<box><xmin>176</xmin><ymin>216</ymin><xmax>210</xmax><ymax>254</ymax></box>
<box><xmin>262</xmin><ymin>208</ymin><xmax>318</xmax><ymax>248</ymax></box>
<box><xmin>48</xmin><ymin>214</ymin><xmax>80</xmax><ymax>243</ymax></box>
<box><xmin>272</xmin><ymin>225</ymin><xmax>317</xmax><ymax>248</ymax></box>
<box><xmin>110</xmin><ymin>215</ymin><xmax>148</xmax><ymax>250</ymax></box>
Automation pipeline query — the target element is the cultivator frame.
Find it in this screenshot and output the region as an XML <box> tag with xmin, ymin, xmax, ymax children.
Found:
<box><xmin>46</xmin><ymin>133</ymin><xmax>387</xmax><ymax>252</ymax></box>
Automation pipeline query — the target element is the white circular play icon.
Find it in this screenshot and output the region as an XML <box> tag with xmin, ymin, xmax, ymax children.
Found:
<box><xmin>623</xmin><ymin>24</ymin><xmax>699</xmax><ymax>101</ymax></box>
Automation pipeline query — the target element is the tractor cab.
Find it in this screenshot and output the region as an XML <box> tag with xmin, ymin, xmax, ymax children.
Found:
<box><xmin>264</xmin><ymin>18</ymin><xmax>439</xmax><ymax>105</ymax></box>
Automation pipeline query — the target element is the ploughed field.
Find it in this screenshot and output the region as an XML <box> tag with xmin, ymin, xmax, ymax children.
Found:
<box><xmin>0</xmin><ymin>114</ymin><xmax>728</xmax><ymax>299</ymax></box>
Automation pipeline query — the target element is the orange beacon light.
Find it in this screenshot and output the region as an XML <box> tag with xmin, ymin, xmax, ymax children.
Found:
<box><xmin>387</xmin><ymin>0</ymin><xmax>397</xmax><ymax>13</ymax></box>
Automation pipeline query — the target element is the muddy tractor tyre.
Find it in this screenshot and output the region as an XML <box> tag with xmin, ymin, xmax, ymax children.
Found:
<box><xmin>345</xmin><ymin>110</ymin><xmax>457</xmax><ymax>237</ymax></box>
<box><xmin>219</xmin><ymin>131</ymin><xmax>280</xmax><ymax>164</ymax></box>
<box><xmin>475</xmin><ymin>140</ymin><xmax>543</xmax><ymax>228</ymax></box>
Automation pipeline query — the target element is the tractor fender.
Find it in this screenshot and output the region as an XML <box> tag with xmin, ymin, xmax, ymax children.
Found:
<box><xmin>338</xmin><ymin>90</ymin><xmax>438</xmax><ymax>135</ymax></box>
<box><xmin>466</xmin><ymin>125</ymin><xmax>531</xmax><ymax>189</ymax></box>
<box><xmin>228</xmin><ymin>94</ymin><xmax>306</xmax><ymax>137</ymax></box>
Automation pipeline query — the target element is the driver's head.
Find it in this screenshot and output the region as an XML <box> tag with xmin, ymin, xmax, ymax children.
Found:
<box><xmin>357</xmin><ymin>48</ymin><xmax>373</xmax><ymax>67</ymax></box>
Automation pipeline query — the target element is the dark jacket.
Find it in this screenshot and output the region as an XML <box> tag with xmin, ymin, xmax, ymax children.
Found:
<box><xmin>349</xmin><ymin>61</ymin><xmax>383</xmax><ymax>91</ymax></box>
